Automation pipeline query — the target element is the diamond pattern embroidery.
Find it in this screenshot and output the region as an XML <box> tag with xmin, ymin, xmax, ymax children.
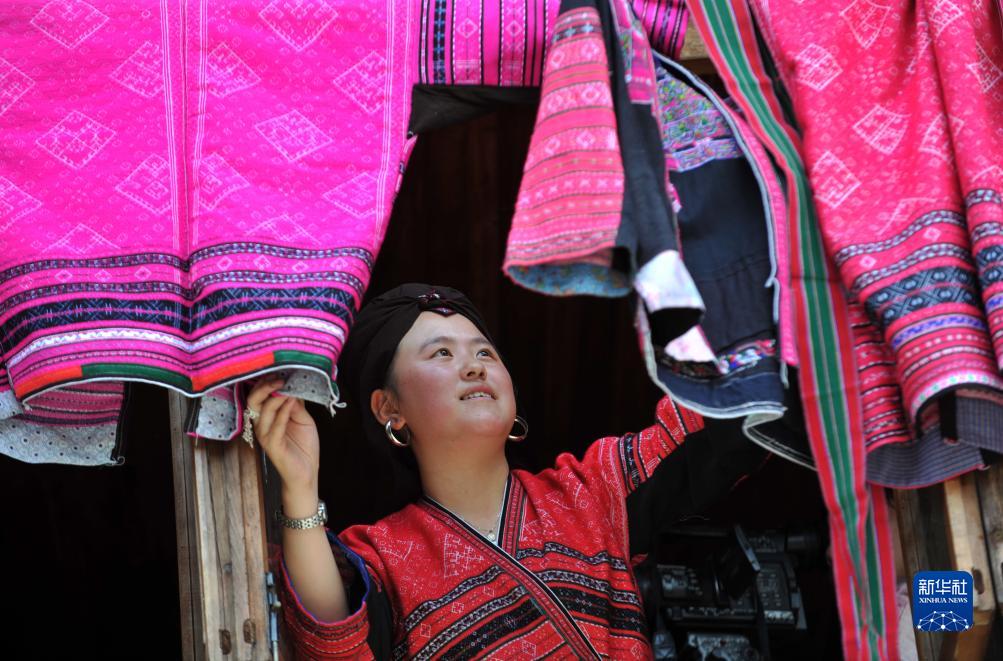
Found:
<box><xmin>206</xmin><ymin>44</ymin><xmax>261</xmax><ymax>98</ymax></box>
<box><xmin>255</xmin><ymin>110</ymin><xmax>333</xmax><ymax>161</ymax></box>
<box><xmin>323</xmin><ymin>173</ymin><xmax>377</xmax><ymax>219</ymax></box>
<box><xmin>109</xmin><ymin>41</ymin><xmax>164</xmax><ymax>98</ymax></box>
<box><xmin>259</xmin><ymin>0</ymin><xmax>338</xmax><ymax>52</ymax></box>
<box><xmin>919</xmin><ymin>114</ymin><xmax>963</xmax><ymax>162</ymax></box>
<box><xmin>812</xmin><ymin>151</ymin><xmax>861</xmax><ymax>208</ymax></box>
<box><xmin>50</xmin><ymin>224</ymin><xmax>119</xmax><ymax>255</ymax></box>
<box><xmin>852</xmin><ymin>105</ymin><xmax>908</xmax><ymax>154</ymax></box>
<box><xmin>31</xmin><ymin>0</ymin><xmax>109</xmax><ymax>49</ymax></box>
<box><xmin>929</xmin><ymin>0</ymin><xmax>963</xmax><ymax>36</ymax></box>
<box><xmin>0</xmin><ymin>177</ymin><xmax>43</xmax><ymax>231</ymax></box>
<box><xmin>250</xmin><ymin>214</ymin><xmax>315</xmax><ymax>243</ymax></box>
<box><xmin>968</xmin><ymin>43</ymin><xmax>1003</xmax><ymax>93</ymax></box>
<box><xmin>115</xmin><ymin>155</ymin><xmax>172</xmax><ymax>214</ymax></box>
<box><xmin>332</xmin><ymin>52</ymin><xmax>387</xmax><ymax>114</ymax></box>
<box><xmin>36</xmin><ymin>110</ymin><xmax>116</xmax><ymax>169</ymax></box>
<box><xmin>795</xmin><ymin>44</ymin><xmax>842</xmax><ymax>91</ymax></box>
<box><xmin>840</xmin><ymin>0</ymin><xmax>892</xmax><ymax>48</ymax></box>
<box><xmin>198</xmin><ymin>154</ymin><xmax>249</xmax><ymax>210</ymax></box>
<box><xmin>0</xmin><ymin>58</ymin><xmax>35</xmax><ymax>118</ymax></box>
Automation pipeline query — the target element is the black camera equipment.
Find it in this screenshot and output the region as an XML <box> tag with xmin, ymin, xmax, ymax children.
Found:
<box><xmin>636</xmin><ymin>523</ymin><xmax>822</xmax><ymax>660</ymax></box>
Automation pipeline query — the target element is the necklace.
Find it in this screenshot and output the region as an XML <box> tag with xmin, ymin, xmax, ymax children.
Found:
<box><xmin>427</xmin><ymin>496</ymin><xmax>504</xmax><ymax>543</ymax></box>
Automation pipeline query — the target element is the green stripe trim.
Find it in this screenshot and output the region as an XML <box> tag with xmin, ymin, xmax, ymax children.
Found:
<box><xmin>273</xmin><ymin>350</ymin><xmax>333</xmax><ymax>374</ymax></box>
<box><xmin>81</xmin><ymin>363</ymin><xmax>194</xmax><ymax>390</ymax></box>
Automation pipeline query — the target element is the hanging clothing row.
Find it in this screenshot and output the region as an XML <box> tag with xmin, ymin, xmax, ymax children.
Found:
<box><xmin>2</xmin><ymin>1</ymin><xmax>1000</xmax><ymax>659</ymax></box>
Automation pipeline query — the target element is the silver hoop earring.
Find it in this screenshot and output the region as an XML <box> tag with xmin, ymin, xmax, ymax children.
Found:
<box><xmin>385</xmin><ymin>419</ymin><xmax>411</xmax><ymax>447</ymax></box>
<box><xmin>508</xmin><ymin>416</ymin><xmax>529</xmax><ymax>443</ymax></box>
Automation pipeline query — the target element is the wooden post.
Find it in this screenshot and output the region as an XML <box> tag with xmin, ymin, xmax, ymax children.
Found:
<box><xmin>976</xmin><ymin>463</ymin><xmax>1003</xmax><ymax>619</ymax></box>
<box><xmin>895</xmin><ymin>474</ymin><xmax>997</xmax><ymax>661</ymax></box>
<box><xmin>170</xmin><ymin>392</ymin><xmax>274</xmax><ymax>660</ymax></box>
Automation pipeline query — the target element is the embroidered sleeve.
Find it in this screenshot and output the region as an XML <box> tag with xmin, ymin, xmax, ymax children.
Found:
<box><xmin>578</xmin><ymin>395</ymin><xmax>703</xmax><ymax>496</ymax></box>
<box><xmin>279</xmin><ymin>532</ymin><xmax>390</xmax><ymax>660</ymax></box>
<box><xmin>549</xmin><ymin>396</ymin><xmax>704</xmax><ymax>558</ymax></box>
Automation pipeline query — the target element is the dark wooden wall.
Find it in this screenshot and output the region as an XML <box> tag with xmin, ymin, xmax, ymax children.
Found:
<box><xmin>0</xmin><ymin>104</ymin><xmax>839</xmax><ymax>658</ymax></box>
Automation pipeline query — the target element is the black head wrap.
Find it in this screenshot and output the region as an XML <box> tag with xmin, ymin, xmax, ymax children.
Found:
<box><xmin>338</xmin><ymin>283</ymin><xmax>496</xmax><ymax>450</ymax></box>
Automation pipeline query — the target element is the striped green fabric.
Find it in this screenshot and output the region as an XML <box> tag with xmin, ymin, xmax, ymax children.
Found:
<box><xmin>684</xmin><ymin>2</ymin><xmax>899</xmax><ymax>659</ymax></box>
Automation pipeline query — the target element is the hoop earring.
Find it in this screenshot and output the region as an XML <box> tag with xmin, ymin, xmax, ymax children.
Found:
<box><xmin>385</xmin><ymin>419</ymin><xmax>411</xmax><ymax>448</ymax></box>
<box><xmin>508</xmin><ymin>416</ymin><xmax>529</xmax><ymax>443</ymax></box>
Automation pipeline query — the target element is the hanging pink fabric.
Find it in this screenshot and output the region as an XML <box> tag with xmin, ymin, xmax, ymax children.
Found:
<box><xmin>0</xmin><ymin>0</ymin><xmax>688</xmax><ymax>465</ymax></box>
<box><xmin>748</xmin><ymin>0</ymin><xmax>1003</xmax><ymax>487</ymax></box>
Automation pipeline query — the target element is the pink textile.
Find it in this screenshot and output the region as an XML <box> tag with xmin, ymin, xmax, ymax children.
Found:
<box><xmin>0</xmin><ymin>0</ymin><xmax>689</xmax><ymax>465</ymax></box>
<box><xmin>749</xmin><ymin>0</ymin><xmax>1003</xmax><ymax>486</ymax></box>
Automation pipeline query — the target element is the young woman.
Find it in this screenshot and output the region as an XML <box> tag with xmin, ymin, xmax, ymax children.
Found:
<box><xmin>246</xmin><ymin>284</ymin><xmax>706</xmax><ymax>659</ymax></box>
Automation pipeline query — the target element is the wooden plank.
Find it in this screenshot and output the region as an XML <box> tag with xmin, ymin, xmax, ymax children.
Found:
<box><xmin>179</xmin><ymin>403</ymin><xmax>272</xmax><ymax>660</ymax></box>
<box><xmin>975</xmin><ymin>463</ymin><xmax>1003</xmax><ymax>617</ymax></box>
<box><xmin>170</xmin><ymin>392</ymin><xmax>206</xmax><ymax>660</ymax></box>
<box><xmin>679</xmin><ymin>24</ymin><xmax>708</xmax><ymax>60</ymax></box>
<box><xmin>894</xmin><ymin>488</ymin><xmax>941</xmax><ymax>661</ymax></box>
<box><xmin>940</xmin><ymin>474</ymin><xmax>995</xmax><ymax>660</ymax></box>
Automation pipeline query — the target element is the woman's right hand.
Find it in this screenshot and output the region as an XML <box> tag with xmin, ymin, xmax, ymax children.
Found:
<box><xmin>246</xmin><ymin>377</ymin><xmax>321</xmax><ymax>496</ymax></box>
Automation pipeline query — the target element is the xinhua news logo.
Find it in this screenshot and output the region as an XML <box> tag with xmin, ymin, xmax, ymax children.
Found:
<box><xmin>912</xmin><ymin>571</ymin><xmax>974</xmax><ymax>632</ymax></box>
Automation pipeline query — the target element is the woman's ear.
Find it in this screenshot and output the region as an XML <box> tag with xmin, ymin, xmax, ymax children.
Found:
<box><xmin>371</xmin><ymin>388</ymin><xmax>403</xmax><ymax>427</ymax></box>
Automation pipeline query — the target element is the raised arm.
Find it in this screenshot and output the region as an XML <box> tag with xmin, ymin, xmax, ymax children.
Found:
<box><xmin>246</xmin><ymin>378</ymin><xmax>348</xmax><ymax>622</ymax></box>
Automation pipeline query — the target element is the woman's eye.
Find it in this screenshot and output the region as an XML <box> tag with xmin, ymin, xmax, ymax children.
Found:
<box><xmin>434</xmin><ymin>348</ymin><xmax>451</xmax><ymax>357</ymax></box>
<box><xmin>478</xmin><ymin>349</ymin><xmax>493</xmax><ymax>358</ymax></box>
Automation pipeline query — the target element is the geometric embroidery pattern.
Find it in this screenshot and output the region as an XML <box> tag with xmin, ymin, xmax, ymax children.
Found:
<box><xmin>968</xmin><ymin>43</ymin><xmax>1003</xmax><ymax>93</ymax></box>
<box><xmin>259</xmin><ymin>0</ymin><xmax>338</xmax><ymax>52</ymax></box>
<box><xmin>109</xmin><ymin>41</ymin><xmax>164</xmax><ymax>98</ymax></box>
<box><xmin>255</xmin><ymin>110</ymin><xmax>334</xmax><ymax>161</ymax></box>
<box><xmin>30</xmin><ymin>0</ymin><xmax>109</xmax><ymax>49</ymax></box>
<box><xmin>198</xmin><ymin>153</ymin><xmax>249</xmax><ymax>211</ymax></box>
<box><xmin>795</xmin><ymin>43</ymin><xmax>842</xmax><ymax>91</ymax></box>
<box><xmin>928</xmin><ymin>0</ymin><xmax>963</xmax><ymax>36</ymax></box>
<box><xmin>839</xmin><ymin>0</ymin><xmax>892</xmax><ymax>48</ymax></box>
<box><xmin>323</xmin><ymin>173</ymin><xmax>378</xmax><ymax>219</ymax></box>
<box><xmin>0</xmin><ymin>177</ymin><xmax>44</xmax><ymax>230</ymax></box>
<box><xmin>115</xmin><ymin>155</ymin><xmax>172</xmax><ymax>214</ymax></box>
<box><xmin>812</xmin><ymin>151</ymin><xmax>861</xmax><ymax>208</ymax></box>
<box><xmin>0</xmin><ymin>58</ymin><xmax>35</xmax><ymax>118</ymax></box>
<box><xmin>853</xmin><ymin>105</ymin><xmax>908</xmax><ymax>154</ymax></box>
<box><xmin>206</xmin><ymin>43</ymin><xmax>261</xmax><ymax>98</ymax></box>
<box><xmin>919</xmin><ymin>114</ymin><xmax>963</xmax><ymax>163</ymax></box>
<box><xmin>35</xmin><ymin>110</ymin><xmax>116</xmax><ymax>169</ymax></box>
<box><xmin>250</xmin><ymin>213</ymin><xmax>316</xmax><ymax>243</ymax></box>
<box><xmin>865</xmin><ymin>265</ymin><xmax>979</xmax><ymax>326</ymax></box>
<box><xmin>333</xmin><ymin>52</ymin><xmax>388</xmax><ymax>114</ymax></box>
<box><xmin>49</xmin><ymin>224</ymin><xmax>119</xmax><ymax>256</ymax></box>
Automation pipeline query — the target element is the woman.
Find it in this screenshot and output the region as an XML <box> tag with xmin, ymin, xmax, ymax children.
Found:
<box><xmin>246</xmin><ymin>284</ymin><xmax>705</xmax><ymax>659</ymax></box>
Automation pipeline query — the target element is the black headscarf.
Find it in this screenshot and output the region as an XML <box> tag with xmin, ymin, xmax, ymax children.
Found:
<box><xmin>338</xmin><ymin>283</ymin><xmax>497</xmax><ymax>452</ymax></box>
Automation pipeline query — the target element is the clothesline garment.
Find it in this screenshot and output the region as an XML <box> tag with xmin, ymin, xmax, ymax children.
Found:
<box><xmin>0</xmin><ymin>0</ymin><xmax>689</xmax><ymax>465</ymax></box>
<box><xmin>506</xmin><ymin>0</ymin><xmax>705</xmax><ymax>350</ymax></box>
<box><xmin>685</xmin><ymin>1</ymin><xmax>901</xmax><ymax>658</ymax></box>
<box><xmin>642</xmin><ymin>54</ymin><xmax>810</xmax><ymax>468</ymax></box>
<box><xmin>279</xmin><ymin>396</ymin><xmax>705</xmax><ymax>659</ymax></box>
<box><xmin>504</xmin><ymin>0</ymin><xmax>807</xmax><ymax>465</ymax></box>
<box><xmin>746</xmin><ymin>0</ymin><xmax>1003</xmax><ymax>487</ymax></box>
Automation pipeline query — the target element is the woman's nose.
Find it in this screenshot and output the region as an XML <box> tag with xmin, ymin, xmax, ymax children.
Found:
<box><xmin>463</xmin><ymin>358</ymin><xmax>486</xmax><ymax>379</ymax></box>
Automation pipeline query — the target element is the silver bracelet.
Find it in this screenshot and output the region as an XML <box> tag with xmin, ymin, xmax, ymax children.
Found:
<box><xmin>276</xmin><ymin>500</ymin><xmax>327</xmax><ymax>530</ymax></box>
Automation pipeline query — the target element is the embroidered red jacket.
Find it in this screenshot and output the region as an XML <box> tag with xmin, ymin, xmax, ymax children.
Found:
<box><xmin>280</xmin><ymin>396</ymin><xmax>704</xmax><ymax>659</ymax></box>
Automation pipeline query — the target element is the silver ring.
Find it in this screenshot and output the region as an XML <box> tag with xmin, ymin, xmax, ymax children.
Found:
<box><xmin>242</xmin><ymin>408</ymin><xmax>259</xmax><ymax>446</ymax></box>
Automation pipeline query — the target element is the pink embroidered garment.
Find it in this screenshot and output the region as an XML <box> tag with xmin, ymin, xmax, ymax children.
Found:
<box><xmin>0</xmin><ymin>0</ymin><xmax>690</xmax><ymax>465</ymax></box>
<box><xmin>748</xmin><ymin>0</ymin><xmax>1003</xmax><ymax>486</ymax></box>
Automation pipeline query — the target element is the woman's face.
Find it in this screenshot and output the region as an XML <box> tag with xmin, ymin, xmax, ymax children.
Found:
<box><xmin>383</xmin><ymin>311</ymin><xmax>516</xmax><ymax>452</ymax></box>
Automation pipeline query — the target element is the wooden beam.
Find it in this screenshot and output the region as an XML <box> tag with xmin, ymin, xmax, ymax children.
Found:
<box><xmin>171</xmin><ymin>391</ymin><xmax>206</xmax><ymax>660</ymax></box>
<box><xmin>940</xmin><ymin>473</ymin><xmax>996</xmax><ymax>660</ymax></box>
<box><xmin>976</xmin><ymin>463</ymin><xmax>1003</xmax><ymax>618</ymax></box>
<box><xmin>171</xmin><ymin>391</ymin><xmax>274</xmax><ymax>660</ymax></box>
<box><xmin>896</xmin><ymin>474</ymin><xmax>997</xmax><ymax>661</ymax></box>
